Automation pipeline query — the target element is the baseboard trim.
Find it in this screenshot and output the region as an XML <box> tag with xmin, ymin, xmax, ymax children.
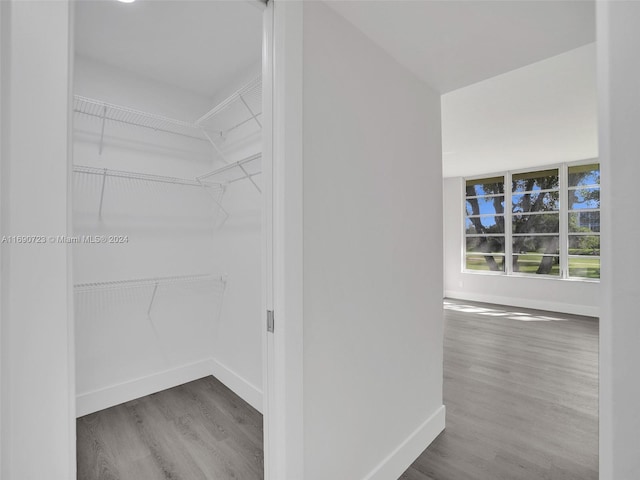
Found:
<box><xmin>362</xmin><ymin>405</ymin><xmax>446</xmax><ymax>480</ymax></box>
<box><xmin>209</xmin><ymin>358</ymin><xmax>263</xmax><ymax>413</ymax></box>
<box><xmin>445</xmin><ymin>290</ymin><xmax>599</xmax><ymax>318</ymax></box>
<box><xmin>76</xmin><ymin>358</ymin><xmax>263</xmax><ymax>417</ymax></box>
<box><xmin>76</xmin><ymin>359</ymin><xmax>214</xmax><ymax>417</ymax></box>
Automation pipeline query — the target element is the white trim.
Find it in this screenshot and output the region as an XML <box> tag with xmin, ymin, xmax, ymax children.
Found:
<box><xmin>75</xmin><ymin>359</ymin><xmax>215</xmax><ymax>417</ymax></box>
<box><xmin>568</xmin><ymin>184</ymin><xmax>600</xmax><ymax>190</ymax></box>
<box><xmin>67</xmin><ymin>2</ymin><xmax>77</xmax><ymax>476</ymax></box>
<box><xmin>0</xmin><ymin>2</ymin><xmax>7</xmax><ymax>474</ymax></box>
<box><xmin>596</xmin><ymin>2</ymin><xmax>612</xmax><ymax>477</ymax></box>
<box><xmin>265</xmin><ymin>2</ymin><xmax>306</xmax><ymax>479</ymax></box>
<box><xmin>261</xmin><ymin>2</ymin><xmax>275</xmax><ymax>479</ymax></box>
<box><xmin>75</xmin><ymin>357</ymin><xmax>264</xmax><ymax>417</ymax></box>
<box><xmin>361</xmin><ymin>406</ymin><xmax>446</xmax><ymax>480</ymax></box>
<box><xmin>445</xmin><ymin>290</ymin><xmax>599</xmax><ymax>317</ymax></box>
<box><xmin>505</xmin><ymin>170</ymin><xmax>513</xmax><ymax>274</ymax></box>
<box><xmin>460</xmin><ymin>158</ymin><xmax>599</xmax><ymax>183</ymax></box>
<box><xmin>210</xmin><ymin>358</ymin><xmax>263</xmax><ymax>413</ymax></box>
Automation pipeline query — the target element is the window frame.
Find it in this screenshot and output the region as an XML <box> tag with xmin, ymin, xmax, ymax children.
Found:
<box><xmin>463</xmin><ymin>175</ymin><xmax>507</xmax><ymax>275</ymax></box>
<box><xmin>462</xmin><ymin>159</ymin><xmax>600</xmax><ymax>282</ymax></box>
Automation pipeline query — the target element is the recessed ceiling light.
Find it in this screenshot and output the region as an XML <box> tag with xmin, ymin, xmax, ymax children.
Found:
<box><xmin>117</xmin><ymin>0</ymin><xmax>136</xmax><ymax>3</ymax></box>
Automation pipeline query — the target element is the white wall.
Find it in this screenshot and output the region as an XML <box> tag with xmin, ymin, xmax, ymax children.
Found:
<box><xmin>73</xmin><ymin>57</ymin><xmax>262</xmax><ymax>415</ymax></box>
<box><xmin>444</xmin><ymin>176</ymin><xmax>600</xmax><ymax>316</ymax></box>
<box><xmin>0</xmin><ymin>1</ymin><xmax>75</xmax><ymax>479</ymax></box>
<box><xmin>301</xmin><ymin>3</ymin><xmax>444</xmax><ymax>479</ymax></box>
<box><xmin>598</xmin><ymin>2</ymin><xmax>640</xmax><ymax>478</ymax></box>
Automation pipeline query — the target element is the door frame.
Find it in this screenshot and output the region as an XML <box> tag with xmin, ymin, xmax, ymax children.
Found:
<box><xmin>262</xmin><ymin>1</ymin><xmax>305</xmax><ymax>479</ymax></box>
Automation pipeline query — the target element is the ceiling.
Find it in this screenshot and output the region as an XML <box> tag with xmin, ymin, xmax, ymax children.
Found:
<box><xmin>442</xmin><ymin>43</ymin><xmax>597</xmax><ymax>177</ymax></box>
<box><xmin>75</xmin><ymin>1</ymin><xmax>598</xmax><ymax>176</ymax></box>
<box><xmin>74</xmin><ymin>0</ymin><xmax>263</xmax><ymax>98</ymax></box>
<box><xmin>327</xmin><ymin>0</ymin><xmax>595</xmax><ymax>94</ymax></box>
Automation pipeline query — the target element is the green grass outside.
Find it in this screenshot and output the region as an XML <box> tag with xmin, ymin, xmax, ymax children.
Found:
<box><xmin>466</xmin><ymin>254</ymin><xmax>600</xmax><ymax>279</ymax></box>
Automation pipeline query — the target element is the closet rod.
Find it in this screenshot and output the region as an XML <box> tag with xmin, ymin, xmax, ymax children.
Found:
<box><xmin>74</xmin><ymin>273</ymin><xmax>228</xmax><ymax>293</ymax></box>
<box><xmin>73</xmin><ymin>165</ymin><xmax>223</xmax><ymax>189</ymax></box>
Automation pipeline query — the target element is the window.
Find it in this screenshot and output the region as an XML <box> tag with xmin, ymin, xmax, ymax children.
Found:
<box><xmin>464</xmin><ymin>162</ymin><xmax>600</xmax><ymax>280</ymax></box>
<box><xmin>512</xmin><ymin>168</ymin><xmax>560</xmax><ymax>276</ymax></box>
<box><xmin>465</xmin><ymin>176</ymin><xmax>505</xmax><ymax>272</ymax></box>
<box><xmin>567</xmin><ymin>163</ymin><xmax>600</xmax><ymax>279</ymax></box>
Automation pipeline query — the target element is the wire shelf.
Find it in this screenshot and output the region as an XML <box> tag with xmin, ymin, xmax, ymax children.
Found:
<box><xmin>73</xmin><ymin>165</ymin><xmax>223</xmax><ymax>190</ymax></box>
<box><xmin>73</xmin><ymin>95</ymin><xmax>207</xmax><ymax>142</ymax></box>
<box><xmin>196</xmin><ymin>76</ymin><xmax>262</xmax><ymax>139</ymax></box>
<box><xmin>197</xmin><ymin>153</ymin><xmax>262</xmax><ymax>193</ymax></box>
<box><xmin>74</xmin><ymin>76</ymin><xmax>261</xmax><ymax>162</ymax></box>
<box><xmin>74</xmin><ymin>273</ymin><xmax>227</xmax><ymax>293</ymax></box>
<box><xmin>73</xmin><ymin>165</ymin><xmax>228</xmax><ymax>223</ymax></box>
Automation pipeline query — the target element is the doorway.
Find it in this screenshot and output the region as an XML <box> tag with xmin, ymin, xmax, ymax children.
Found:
<box><xmin>70</xmin><ymin>1</ymin><xmax>271</xmax><ymax>478</ymax></box>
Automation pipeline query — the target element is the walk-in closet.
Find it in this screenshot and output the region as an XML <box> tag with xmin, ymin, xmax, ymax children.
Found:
<box><xmin>71</xmin><ymin>2</ymin><xmax>265</xmax><ymax>478</ymax></box>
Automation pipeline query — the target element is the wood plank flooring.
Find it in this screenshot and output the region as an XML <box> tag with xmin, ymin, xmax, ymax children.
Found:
<box><xmin>77</xmin><ymin>375</ymin><xmax>263</xmax><ymax>480</ymax></box>
<box><xmin>400</xmin><ymin>299</ymin><xmax>599</xmax><ymax>480</ymax></box>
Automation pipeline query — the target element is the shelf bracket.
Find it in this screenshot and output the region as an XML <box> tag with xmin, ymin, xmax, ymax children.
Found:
<box><xmin>239</xmin><ymin>93</ymin><xmax>262</xmax><ymax>129</ymax></box>
<box><xmin>98</xmin><ymin>168</ymin><xmax>107</xmax><ymax>220</ymax></box>
<box><xmin>147</xmin><ymin>281</ymin><xmax>159</xmax><ymax>317</ymax></box>
<box><xmin>198</xmin><ymin>181</ymin><xmax>230</xmax><ymax>228</ymax></box>
<box><xmin>200</xmin><ymin>128</ymin><xmax>229</xmax><ymax>165</ymax></box>
<box><xmin>98</xmin><ymin>105</ymin><xmax>107</xmax><ymax>155</ymax></box>
<box><xmin>238</xmin><ymin>163</ymin><xmax>262</xmax><ymax>194</ymax></box>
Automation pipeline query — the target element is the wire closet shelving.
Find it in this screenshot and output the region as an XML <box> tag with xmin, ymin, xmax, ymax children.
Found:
<box><xmin>73</xmin><ymin>75</ymin><xmax>263</xmax><ymax>168</ymax></box>
<box><xmin>196</xmin><ymin>76</ymin><xmax>262</xmax><ymax>136</ymax></box>
<box><xmin>73</xmin><ymin>165</ymin><xmax>228</xmax><ymax>221</ymax></box>
<box><xmin>74</xmin><ymin>273</ymin><xmax>228</xmax><ymax>317</ymax></box>
<box><xmin>197</xmin><ymin>153</ymin><xmax>262</xmax><ymax>194</ymax></box>
<box><xmin>73</xmin><ymin>96</ymin><xmax>209</xmax><ymax>155</ymax></box>
<box><xmin>74</xmin><ymin>273</ymin><xmax>227</xmax><ymax>293</ymax></box>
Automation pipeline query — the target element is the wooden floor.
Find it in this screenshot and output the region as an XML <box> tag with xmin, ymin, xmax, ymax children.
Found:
<box><xmin>400</xmin><ymin>299</ymin><xmax>599</xmax><ymax>480</ymax></box>
<box><xmin>78</xmin><ymin>300</ymin><xmax>597</xmax><ymax>480</ymax></box>
<box><xmin>77</xmin><ymin>376</ymin><xmax>263</xmax><ymax>480</ymax></box>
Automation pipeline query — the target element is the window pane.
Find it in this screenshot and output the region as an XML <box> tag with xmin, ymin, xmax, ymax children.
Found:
<box><xmin>512</xmin><ymin>235</ymin><xmax>560</xmax><ymax>255</ymax></box>
<box><xmin>569</xmin><ymin>256</ymin><xmax>600</xmax><ymax>279</ymax></box>
<box><xmin>569</xmin><ymin>235</ymin><xmax>600</xmax><ymax>256</ymax></box>
<box><xmin>466</xmin><ymin>217</ymin><xmax>505</xmax><ymax>234</ymax></box>
<box><xmin>569</xmin><ymin>212</ymin><xmax>600</xmax><ymax>233</ymax></box>
<box><xmin>512</xmin><ymin>213</ymin><xmax>559</xmax><ymax>234</ymax></box>
<box><xmin>466</xmin><ymin>236</ymin><xmax>505</xmax><ymax>254</ymax></box>
<box><xmin>466</xmin><ymin>254</ymin><xmax>505</xmax><ymax>272</ymax></box>
<box><xmin>466</xmin><ymin>196</ymin><xmax>505</xmax><ymax>216</ymax></box>
<box><xmin>512</xmin><ymin>169</ymin><xmax>559</xmax><ymax>192</ymax></box>
<box><xmin>512</xmin><ymin>254</ymin><xmax>560</xmax><ymax>276</ymax></box>
<box><xmin>568</xmin><ymin>187</ymin><xmax>600</xmax><ymax>210</ymax></box>
<box><xmin>512</xmin><ymin>191</ymin><xmax>559</xmax><ymax>213</ymax></box>
<box><xmin>568</xmin><ymin>163</ymin><xmax>600</xmax><ymax>187</ymax></box>
<box><xmin>466</xmin><ymin>176</ymin><xmax>504</xmax><ymax>196</ymax></box>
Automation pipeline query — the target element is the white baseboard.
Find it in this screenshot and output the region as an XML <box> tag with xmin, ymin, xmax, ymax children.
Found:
<box><xmin>445</xmin><ymin>290</ymin><xmax>599</xmax><ymax>318</ymax></box>
<box><xmin>76</xmin><ymin>359</ymin><xmax>214</xmax><ymax>417</ymax></box>
<box><xmin>362</xmin><ymin>405</ymin><xmax>446</xmax><ymax>480</ymax></box>
<box><xmin>209</xmin><ymin>358</ymin><xmax>263</xmax><ymax>413</ymax></box>
<box><xmin>76</xmin><ymin>357</ymin><xmax>263</xmax><ymax>417</ymax></box>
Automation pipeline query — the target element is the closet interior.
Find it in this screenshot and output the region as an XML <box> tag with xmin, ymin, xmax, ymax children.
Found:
<box><xmin>72</xmin><ymin>1</ymin><xmax>265</xmax><ymax>478</ymax></box>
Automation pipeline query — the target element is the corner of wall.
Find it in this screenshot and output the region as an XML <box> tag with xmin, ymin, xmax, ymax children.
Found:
<box><xmin>362</xmin><ymin>406</ymin><xmax>445</xmax><ymax>480</ymax></box>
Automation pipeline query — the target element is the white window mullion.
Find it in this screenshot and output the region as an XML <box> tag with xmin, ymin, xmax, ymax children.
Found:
<box><xmin>559</xmin><ymin>163</ymin><xmax>569</xmax><ymax>279</ymax></box>
<box><xmin>505</xmin><ymin>171</ymin><xmax>513</xmax><ymax>275</ymax></box>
